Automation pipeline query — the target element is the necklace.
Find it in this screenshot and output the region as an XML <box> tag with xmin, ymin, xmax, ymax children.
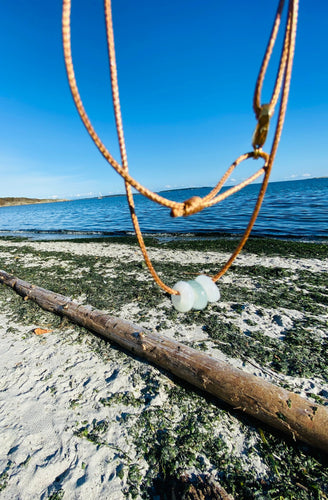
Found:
<box><xmin>62</xmin><ymin>0</ymin><xmax>298</xmax><ymax>311</ymax></box>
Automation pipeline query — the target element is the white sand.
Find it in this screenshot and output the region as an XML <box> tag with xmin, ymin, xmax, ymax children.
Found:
<box><xmin>0</xmin><ymin>320</ymin><xmax>137</xmax><ymax>499</ymax></box>
<box><xmin>0</xmin><ymin>239</ymin><xmax>327</xmax><ymax>499</ymax></box>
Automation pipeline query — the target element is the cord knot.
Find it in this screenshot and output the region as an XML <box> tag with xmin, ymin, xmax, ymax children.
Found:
<box><xmin>170</xmin><ymin>196</ymin><xmax>203</xmax><ymax>218</ymax></box>
<box><xmin>252</xmin><ymin>104</ymin><xmax>271</xmax><ymax>151</ymax></box>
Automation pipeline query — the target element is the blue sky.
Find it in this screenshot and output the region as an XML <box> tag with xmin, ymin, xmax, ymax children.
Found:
<box><xmin>0</xmin><ymin>1</ymin><xmax>327</xmax><ymax>199</ymax></box>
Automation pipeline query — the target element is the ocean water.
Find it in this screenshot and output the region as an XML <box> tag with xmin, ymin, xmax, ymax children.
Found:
<box><xmin>0</xmin><ymin>178</ymin><xmax>327</xmax><ymax>241</ymax></box>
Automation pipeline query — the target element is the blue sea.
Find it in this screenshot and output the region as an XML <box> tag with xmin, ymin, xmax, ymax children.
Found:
<box><xmin>0</xmin><ymin>178</ymin><xmax>327</xmax><ymax>241</ymax></box>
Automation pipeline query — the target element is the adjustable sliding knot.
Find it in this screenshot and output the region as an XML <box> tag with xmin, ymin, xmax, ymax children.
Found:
<box><xmin>252</xmin><ymin>104</ymin><xmax>272</xmax><ymax>153</ymax></box>
<box><xmin>170</xmin><ymin>196</ymin><xmax>204</xmax><ymax>218</ymax></box>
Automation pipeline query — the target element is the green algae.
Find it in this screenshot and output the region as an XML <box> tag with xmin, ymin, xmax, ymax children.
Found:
<box><xmin>0</xmin><ymin>238</ymin><xmax>327</xmax><ymax>382</ymax></box>
<box><xmin>2</xmin><ymin>234</ymin><xmax>327</xmax><ymax>257</ymax></box>
<box><xmin>47</xmin><ymin>490</ymin><xmax>64</xmax><ymax>500</ymax></box>
<box><xmin>73</xmin><ymin>383</ymin><xmax>328</xmax><ymax>499</ymax></box>
<box><xmin>161</xmin><ymin>237</ymin><xmax>328</xmax><ymax>260</ymax></box>
<box><xmin>0</xmin><ymin>237</ymin><xmax>327</xmax><ymax>499</ymax></box>
<box><xmin>0</xmin><ymin>461</ymin><xmax>11</xmax><ymax>492</ymax></box>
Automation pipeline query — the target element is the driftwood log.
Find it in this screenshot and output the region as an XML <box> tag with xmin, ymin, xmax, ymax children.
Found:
<box><xmin>0</xmin><ymin>269</ymin><xmax>327</xmax><ymax>453</ymax></box>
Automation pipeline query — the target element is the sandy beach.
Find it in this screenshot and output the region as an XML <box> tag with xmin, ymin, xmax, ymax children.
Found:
<box><xmin>0</xmin><ymin>237</ymin><xmax>327</xmax><ymax>499</ymax></box>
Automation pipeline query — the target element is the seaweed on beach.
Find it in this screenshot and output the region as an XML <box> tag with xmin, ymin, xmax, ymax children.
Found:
<box><xmin>0</xmin><ymin>237</ymin><xmax>327</xmax><ymax>499</ymax></box>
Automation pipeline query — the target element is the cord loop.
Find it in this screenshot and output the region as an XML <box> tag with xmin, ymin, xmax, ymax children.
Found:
<box><xmin>62</xmin><ymin>0</ymin><xmax>298</xmax><ymax>295</ymax></box>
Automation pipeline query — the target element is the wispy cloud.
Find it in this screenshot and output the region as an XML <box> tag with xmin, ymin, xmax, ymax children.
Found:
<box><xmin>284</xmin><ymin>173</ymin><xmax>312</xmax><ymax>181</ymax></box>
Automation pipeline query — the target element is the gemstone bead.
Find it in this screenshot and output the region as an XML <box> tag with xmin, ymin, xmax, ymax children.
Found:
<box><xmin>171</xmin><ymin>281</ymin><xmax>194</xmax><ymax>312</ymax></box>
<box><xmin>195</xmin><ymin>275</ymin><xmax>220</xmax><ymax>302</ymax></box>
<box><xmin>187</xmin><ymin>280</ymin><xmax>208</xmax><ymax>310</ymax></box>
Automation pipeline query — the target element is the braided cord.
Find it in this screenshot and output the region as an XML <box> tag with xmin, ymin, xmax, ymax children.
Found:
<box><xmin>103</xmin><ymin>1</ymin><xmax>178</xmax><ymax>294</ymax></box>
<box><xmin>62</xmin><ymin>0</ymin><xmax>298</xmax><ymax>292</ymax></box>
<box><xmin>213</xmin><ymin>0</ymin><xmax>298</xmax><ymax>282</ymax></box>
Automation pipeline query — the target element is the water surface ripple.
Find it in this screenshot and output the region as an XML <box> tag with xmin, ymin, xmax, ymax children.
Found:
<box><xmin>1</xmin><ymin>178</ymin><xmax>327</xmax><ymax>240</ymax></box>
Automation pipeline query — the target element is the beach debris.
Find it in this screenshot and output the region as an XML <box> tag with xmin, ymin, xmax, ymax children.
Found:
<box><xmin>33</xmin><ymin>328</ymin><xmax>52</xmax><ymax>336</ymax></box>
<box><xmin>151</xmin><ymin>472</ymin><xmax>234</xmax><ymax>499</ymax></box>
<box><xmin>181</xmin><ymin>473</ymin><xmax>234</xmax><ymax>500</ymax></box>
<box><xmin>0</xmin><ymin>269</ymin><xmax>328</xmax><ymax>454</ymax></box>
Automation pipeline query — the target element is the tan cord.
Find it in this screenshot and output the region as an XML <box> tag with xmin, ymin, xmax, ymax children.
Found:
<box><xmin>213</xmin><ymin>0</ymin><xmax>298</xmax><ymax>283</ymax></box>
<box><xmin>253</xmin><ymin>0</ymin><xmax>286</xmax><ymax>116</ymax></box>
<box><xmin>103</xmin><ymin>0</ymin><xmax>178</xmax><ymax>294</ymax></box>
<box><xmin>62</xmin><ymin>0</ymin><xmax>298</xmax><ymax>293</ymax></box>
<box><xmin>62</xmin><ymin>0</ymin><xmax>268</xmax><ymax>216</ymax></box>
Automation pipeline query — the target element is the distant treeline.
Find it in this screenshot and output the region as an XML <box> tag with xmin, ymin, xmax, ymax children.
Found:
<box><xmin>0</xmin><ymin>197</ymin><xmax>67</xmax><ymax>207</ymax></box>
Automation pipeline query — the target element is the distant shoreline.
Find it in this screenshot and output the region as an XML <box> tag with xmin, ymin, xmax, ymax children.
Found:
<box><xmin>0</xmin><ymin>197</ymin><xmax>68</xmax><ymax>207</ymax></box>
<box><xmin>1</xmin><ymin>177</ymin><xmax>326</xmax><ymax>206</ymax></box>
<box><xmin>87</xmin><ymin>176</ymin><xmax>328</xmax><ymax>200</ymax></box>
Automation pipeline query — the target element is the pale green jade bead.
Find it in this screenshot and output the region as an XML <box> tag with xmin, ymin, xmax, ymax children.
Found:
<box><xmin>171</xmin><ymin>281</ymin><xmax>195</xmax><ymax>312</ymax></box>
<box><xmin>187</xmin><ymin>280</ymin><xmax>208</xmax><ymax>310</ymax></box>
<box><xmin>195</xmin><ymin>275</ymin><xmax>220</xmax><ymax>302</ymax></box>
